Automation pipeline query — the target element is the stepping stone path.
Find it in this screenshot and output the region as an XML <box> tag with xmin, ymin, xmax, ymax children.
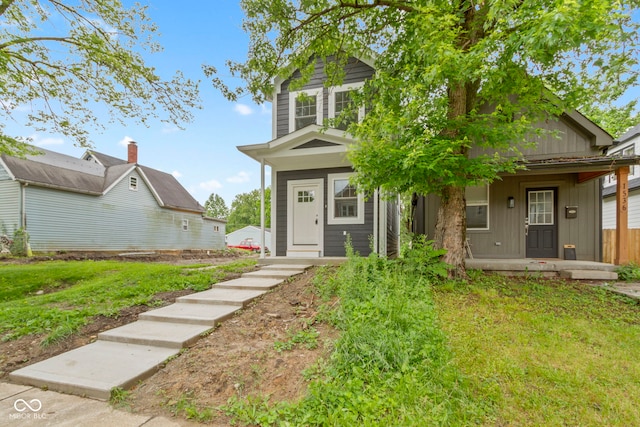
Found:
<box><xmin>9</xmin><ymin>264</ymin><xmax>310</xmax><ymax>400</ymax></box>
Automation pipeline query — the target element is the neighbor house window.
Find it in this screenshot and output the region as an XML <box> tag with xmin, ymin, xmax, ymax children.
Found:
<box><xmin>605</xmin><ymin>144</ymin><xmax>637</xmax><ymax>186</ymax></box>
<box><xmin>328</xmin><ymin>83</ymin><xmax>365</xmax><ymax>131</ymax></box>
<box><xmin>289</xmin><ymin>88</ymin><xmax>323</xmax><ymax>132</ymax></box>
<box><xmin>328</xmin><ymin>173</ymin><xmax>365</xmax><ymax>225</ymax></box>
<box><xmin>182</xmin><ymin>219</ymin><xmax>189</xmax><ymax>231</ymax></box>
<box><xmin>466</xmin><ymin>184</ymin><xmax>489</xmax><ymax>230</ymax></box>
<box><xmin>213</xmin><ymin>225</ymin><xmax>220</xmax><ymax>232</ymax></box>
<box><xmin>129</xmin><ymin>176</ymin><xmax>138</xmax><ymax>191</ymax></box>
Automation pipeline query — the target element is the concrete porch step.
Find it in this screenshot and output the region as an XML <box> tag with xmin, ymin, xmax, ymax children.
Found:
<box><xmin>98</xmin><ymin>320</ymin><xmax>212</xmax><ymax>348</ymax></box>
<box><xmin>260</xmin><ymin>264</ymin><xmax>312</xmax><ymax>271</ymax></box>
<box><xmin>177</xmin><ymin>288</ymin><xmax>266</xmax><ymax>306</ymax></box>
<box><xmin>242</xmin><ymin>269</ymin><xmax>305</xmax><ymax>279</ymax></box>
<box><xmin>214</xmin><ymin>277</ymin><xmax>284</xmax><ymax>290</ymax></box>
<box><xmin>9</xmin><ymin>341</ymin><xmax>179</xmax><ymax>400</ymax></box>
<box><xmin>559</xmin><ymin>269</ymin><xmax>619</xmax><ymax>280</ymax></box>
<box><xmin>138</xmin><ymin>302</ymin><xmax>240</xmax><ymax>326</ymax></box>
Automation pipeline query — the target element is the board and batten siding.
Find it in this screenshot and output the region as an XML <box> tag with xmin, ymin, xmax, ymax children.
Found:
<box><xmin>23</xmin><ymin>171</ymin><xmax>224</xmax><ymax>252</ymax></box>
<box><xmin>275</xmin><ymin>167</ymin><xmax>374</xmax><ymax>257</ymax></box>
<box><xmin>469</xmin><ymin>116</ymin><xmax>603</xmax><ymax>161</ymax></box>
<box><xmin>276</xmin><ymin>57</ymin><xmax>375</xmax><ymax>139</ymax></box>
<box><xmin>422</xmin><ymin>173</ymin><xmax>602</xmax><ymax>261</ymax></box>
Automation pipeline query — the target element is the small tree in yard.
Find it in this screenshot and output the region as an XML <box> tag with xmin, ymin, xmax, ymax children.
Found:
<box><xmin>204</xmin><ymin>193</ymin><xmax>229</xmax><ymax>220</ymax></box>
<box><xmin>0</xmin><ymin>0</ymin><xmax>200</xmax><ymax>156</ymax></box>
<box><xmin>208</xmin><ymin>0</ymin><xmax>639</xmax><ymax>277</ymax></box>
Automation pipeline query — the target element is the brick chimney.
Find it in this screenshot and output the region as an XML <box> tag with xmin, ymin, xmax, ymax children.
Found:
<box><xmin>127</xmin><ymin>141</ymin><xmax>138</xmax><ymax>164</ymax></box>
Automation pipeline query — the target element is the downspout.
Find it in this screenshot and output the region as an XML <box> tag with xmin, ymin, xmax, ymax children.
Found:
<box><xmin>373</xmin><ymin>189</ymin><xmax>379</xmax><ymax>254</ymax></box>
<box><xmin>598</xmin><ymin>178</ymin><xmax>603</xmax><ymax>262</ymax></box>
<box><xmin>260</xmin><ymin>157</ymin><xmax>266</xmax><ymax>259</ymax></box>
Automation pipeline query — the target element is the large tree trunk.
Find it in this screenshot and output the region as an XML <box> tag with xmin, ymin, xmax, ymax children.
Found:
<box><xmin>434</xmin><ymin>184</ymin><xmax>467</xmax><ymax>279</ymax></box>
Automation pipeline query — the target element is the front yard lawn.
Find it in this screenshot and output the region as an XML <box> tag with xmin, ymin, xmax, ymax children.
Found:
<box><xmin>0</xmin><ymin>259</ymin><xmax>256</xmax><ymax>345</ymax></box>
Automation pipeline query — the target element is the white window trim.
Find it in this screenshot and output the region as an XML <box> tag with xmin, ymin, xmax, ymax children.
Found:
<box><xmin>328</xmin><ymin>82</ymin><xmax>365</xmax><ymax>128</ymax></box>
<box><xmin>129</xmin><ymin>176</ymin><xmax>138</xmax><ymax>191</ymax></box>
<box><xmin>604</xmin><ymin>141</ymin><xmax>638</xmax><ymax>186</ymax></box>
<box><xmin>327</xmin><ymin>172</ymin><xmax>365</xmax><ymax>225</ymax></box>
<box><xmin>182</xmin><ymin>219</ymin><xmax>189</xmax><ymax>231</ymax></box>
<box><xmin>289</xmin><ymin>88</ymin><xmax>323</xmax><ymax>133</ymax></box>
<box><xmin>466</xmin><ymin>184</ymin><xmax>490</xmax><ymax>231</ymax></box>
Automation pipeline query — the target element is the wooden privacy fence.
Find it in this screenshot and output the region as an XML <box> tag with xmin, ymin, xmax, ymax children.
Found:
<box><xmin>602</xmin><ymin>229</ymin><xmax>640</xmax><ymax>264</ymax></box>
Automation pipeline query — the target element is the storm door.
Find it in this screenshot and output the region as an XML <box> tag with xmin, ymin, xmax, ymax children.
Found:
<box><xmin>526</xmin><ymin>188</ymin><xmax>558</xmax><ymax>258</ymax></box>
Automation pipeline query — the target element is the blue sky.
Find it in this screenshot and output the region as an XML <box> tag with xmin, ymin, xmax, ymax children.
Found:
<box><xmin>10</xmin><ymin>0</ymin><xmax>272</xmax><ymax>207</ymax></box>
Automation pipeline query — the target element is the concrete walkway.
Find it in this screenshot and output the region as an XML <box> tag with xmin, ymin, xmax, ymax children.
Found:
<box><xmin>7</xmin><ymin>264</ymin><xmax>309</xmax><ymax>402</ymax></box>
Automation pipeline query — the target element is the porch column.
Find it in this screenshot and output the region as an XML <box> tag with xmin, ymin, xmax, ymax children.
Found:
<box><xmin>615</xmin><ymin>166</ymin><xmax>629</xmax><ymax>265</ymax></box>
<box><xmin>259</xmin><ymin>158</ymin><xmax>266</xmax><ymax>259</ymax></box>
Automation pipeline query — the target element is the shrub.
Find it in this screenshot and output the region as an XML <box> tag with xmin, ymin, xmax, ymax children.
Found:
<box><xmin>616</xmin><ymin>262</ymin><xmax>640</xmax><ymax>282</ymax></box>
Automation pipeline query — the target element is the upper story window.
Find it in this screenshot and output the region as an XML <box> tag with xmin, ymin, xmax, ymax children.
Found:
<box><xmin>129</xmin><ymin>176</ymin><xmax>138</xmax><ymax>191</ymax></box>
<box><xmin>604</xmin><ymin>143</ymin><xmax>638</xmax><ymax>186</ymax></box>
<box><xmin>466</xmin><ymin>184</ymin><xmax>489</xmax><ymax>230</ymax></box>
<box><xmin>289</xmin><ymin>88</ymin><xmax>323</xmax><ymax>132</ymax></box>
<box><xmin>328</xmin><ymin>83</ymin><xmax>365</xmax><ymax>131</ymax></box>
<box><xmin>328</xmin><ymin>173</ymin><xmax>365</xmax><ymax>225</ymax></box>
<box><xmin>182</xmin><ymin>219</ymin><xmax>189</xmax><ymax>231</ymax></box>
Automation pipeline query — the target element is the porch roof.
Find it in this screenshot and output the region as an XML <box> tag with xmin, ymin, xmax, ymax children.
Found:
<box><xmin>509</xmin><ymin>155</ymin><xmax>640</xmax><ymax>182</ymax></box>
<box><xmin>237</xmin><ymin>125</ymin><xmax>354</xmax><ymax>170</ymax></box>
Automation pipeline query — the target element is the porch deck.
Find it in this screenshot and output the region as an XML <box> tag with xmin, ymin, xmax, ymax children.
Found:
<box><xmin>258</xmin><ymin>256</ymin><xmax>618</xmax><ymax>279</ymax></box>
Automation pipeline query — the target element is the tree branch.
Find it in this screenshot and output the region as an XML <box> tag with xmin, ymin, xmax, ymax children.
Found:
<box><xmin>0</xmin><ymin>0</ymin><xmax>15</xmax><ymax>17</ymax></box>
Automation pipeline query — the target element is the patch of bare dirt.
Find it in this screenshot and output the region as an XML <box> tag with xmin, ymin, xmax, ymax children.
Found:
<box><xmin>127</xmin><ymin>268</ymin><xmax>338</xmax><ymax>425</ymax></box>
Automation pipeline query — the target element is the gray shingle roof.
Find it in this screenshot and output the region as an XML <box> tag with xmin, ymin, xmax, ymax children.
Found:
<box><xmin>616</xmin><ymin>123</ymin><xmax>640</xmax><ymax>144</ymax></box>
<box><xmin>1</xmin><ymin>146</ymin><xmax>203</xmax><ymax>213</ymax></box>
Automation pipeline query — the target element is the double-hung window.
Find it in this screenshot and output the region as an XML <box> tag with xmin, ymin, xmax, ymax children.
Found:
<box><xmin>328</xmin><ymin>83</ymin><xmax>365</xmax><ymax>131</ymax></box>
<box><xmin>289</xmin><ymin>88</ymin><xmax>323</xmax><ymax>132</ymax></box>
<box><xmin>466</xmin><ymin>184</ymin><xmax>489</xmax><ymax>230</ymax></box>
<box><xmin>328</xmin><ymin>173</ymin><xmax>365</xmax><ymax>225</ymax></box>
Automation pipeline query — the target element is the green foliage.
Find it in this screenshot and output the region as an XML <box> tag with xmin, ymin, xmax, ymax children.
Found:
<box><xmin>203</xmin><ymin>193</ymin><xmax>229</xmax><ymax>220</ymax></box>
<box><xmin>222</xmin><ymin>249</ymin><xmax>487</xmax><ymax>425</ymax></box>
<box><xmin>109</xmin><ymin>387</ymin><xmax>131</xmax><ymax>408</ymax></box>
<box><xmin>168</xmin><ymin>391</ymin><xmax>214</xmax><ymax>422</ymax></box>
<box><xmin>0</xmin><ymin>259</ymin><xmax>256</xmax><ymax>344</ymax></box>
<box><xmin>9</xmin><ymin>228</ymin><xmax>29</xmax><ymax>257</ymax></box>
<box><xmin>226</xmin><ymin>187</ymin><xmax>271</xmax><ymax>233</ymax></box>
<box><xmin>615</xmin><ymin>262</ymin><xmax>640</xmax><ymax>282</ymax></box>
<box><xmin>399</xmin><ymin>234</ymin><xmax>450</xmax><ymax>279</ymax></box>
<box><xmin>0</xmin><ymin>0</ymin><xmax>200</xmax><ymax>155</ymax></box>
<box><xmin>273</xmin><ymin>327</ymin><xmax>319</xmax><ymax>353</ymax></box>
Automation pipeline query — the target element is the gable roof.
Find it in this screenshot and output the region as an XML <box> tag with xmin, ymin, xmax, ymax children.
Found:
<box><xmin>1</xmin><ymin>146</ymin><xmax>203</xmax><ymax>214</ymax></box>
<box><xmin>616</xmin><ymin>123</ymin><xmax>640</xmax><ymax>145</ymax></box>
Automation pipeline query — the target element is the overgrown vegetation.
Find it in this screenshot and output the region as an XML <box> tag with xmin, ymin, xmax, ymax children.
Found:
<box><xmin>222</xmin><ymin>240</ymin><xmax>486</xmax><ymax>425</ymax></box>
<box><xmin>0</xmin><ymin>259</ymin><xmax>256</xmax><ymax>345</ymax></box>
<box><xmin>615</xmin><ymin>262</ymin><xmax>640</xmax><ymax>282</ymax></box>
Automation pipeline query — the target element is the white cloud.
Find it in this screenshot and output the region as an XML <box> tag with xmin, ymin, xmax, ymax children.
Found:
<box><xmin>29</xmin><ymin>133</ymin><xmax>64</xmax><ymax>146</ymax></box>
<box><xmin>234</xmin><ymin>104</ymin><xmax>253</xmax><ymax>116</ymax></box>
<box><xmin>260</xmin><ymin>104</ymin><xmax>271</xmax><ymax>115</ymax></box>
<box><xmin>118</xmin><ymin>135</ymin><xmax>135</xmax><ymax>147</ymax></box>
<box><xmin>199</xmin><ymin>179</ymin><xmax>223</xmax><ymax>191</ymax></box>
<box><xmin>226</xmin><ymin>171</ymin><xmax>250</xmax><ymax>184</ymax></box>
<box><xmin>172</xmin><ymin>170</ymin><xmax>182</xmax><ymax>178</ymax></box>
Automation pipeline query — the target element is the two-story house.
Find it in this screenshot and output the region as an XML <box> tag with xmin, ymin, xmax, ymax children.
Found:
<box><xmin>237</xmin><ymin>57</ymin><xmax>400</xmax><ymax>258</ymax></box>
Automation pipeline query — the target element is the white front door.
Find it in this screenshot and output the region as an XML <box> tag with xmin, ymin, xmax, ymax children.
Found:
<box><xmin>287</xmin><ymin>179</ymin><xmax>323</xmax><ymax>256</ymax></box>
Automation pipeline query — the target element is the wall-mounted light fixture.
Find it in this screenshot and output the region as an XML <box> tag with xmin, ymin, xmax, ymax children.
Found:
<box><xmin>508</xmin><ymin>196</ymin><xmax>515</xmax><ymax>209</ymax></box>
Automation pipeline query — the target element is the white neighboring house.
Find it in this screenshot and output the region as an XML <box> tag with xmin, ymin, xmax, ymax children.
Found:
<box><xmin>602</xmin><ymin>123</ymin><xmax>640</xmax><ymax>229</ymax></box>
<box><xmin>226</xmin><ymin>226</ymin><xmax>272</xmax><ymax>251</ymax></box>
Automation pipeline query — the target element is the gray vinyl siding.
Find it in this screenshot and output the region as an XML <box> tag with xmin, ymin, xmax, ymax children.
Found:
<box><xmin>276</xmin><ymin>167</ymin><xmax>374</xmax><ymax>257</ymax></box>
<box><xmin>23</xmin><ymin>171</ymin><xmax>224</xmax><ymax>252</ymax></box>
<box><xmin>422</xmin><ymin>174</ymin><xmax>601</xmax><ymax>261</ymax></box>
<box><xmin>276</xmin><ymin>57</ymin><xmax>375</xmax><ymax>138</ymax></box>
<box><xmin>469</xmin><ymin>116</ymin><xmax>603</xmax><ymax>160</ymax></box>
<box><xmin>0</xmin><ymin>177</ymin><xmax>21</xmax><ymax>233</ymax></box>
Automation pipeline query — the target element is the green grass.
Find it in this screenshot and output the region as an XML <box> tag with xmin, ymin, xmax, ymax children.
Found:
<box><xmin>0</xmin><ymin>259</ymin><xmax>256</xmax><ymax>345</ymax></box>
<box><xmin>434</xmin><ymin>272</ymin><xmax>640</xmax><ymax>426</ymax></box>
<box><xmin>222</xmin><ymin>242</ymin><xmax>486</xmax><ymax>426</ymax></box>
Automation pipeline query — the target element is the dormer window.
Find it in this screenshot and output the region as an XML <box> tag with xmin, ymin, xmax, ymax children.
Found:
<box><xmin>129</xmin><ymin>176</ymin><xmax>138</xmax><ymax>191</ymax></box>
<box><xmin>289</xmin><ymin>88</ymin><xmax>323</xmax><ymax>132</ymax></box>
<box><xmin>329</xmin><ymin>83</ymin><xmax>365</xmax><ymax>131</ymax></box>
